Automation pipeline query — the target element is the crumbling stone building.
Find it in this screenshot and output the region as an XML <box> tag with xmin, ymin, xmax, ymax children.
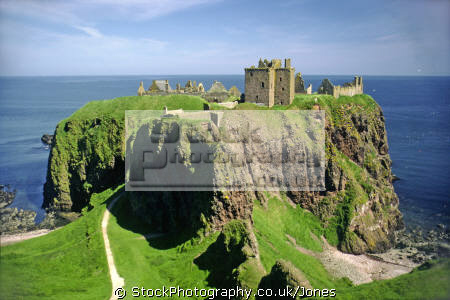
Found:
<box><xmin>318</xmin><ymin>76</ymin><xmax>363</xmax><ymax>98</ymax></box>
<box><xmin>137</xmin><ymin>79</ymin><xmax>240</xmax><ymax>103</ymax></box>
<box><xmin>245</xmin><ymin>58</ymin><xmax>295</xmax><ymax>107</ymax></box>
<box><xmin>295</xmin><ymin>72</ymin><xmax>312</xmax><ymax>95</ymax></box>
<box><xmin>203</xmin><ymin>81</ymin><xmax>231</xmax><ymax>102</ymax></box>
<box><xmin>149</xmin><ymin>80</ymin><xmax>172</xmax><ymax>93</ymax></box>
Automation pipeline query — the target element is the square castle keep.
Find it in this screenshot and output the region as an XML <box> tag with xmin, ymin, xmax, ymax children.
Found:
<box><xmin>245</xmin><ymin>58</ymin><xmax>296</xmax><ymax>107</ymax></box>
<box><xmin>245</xmin><ymin>58</ymin><xmax>363</xmax><ymax>107</ymax></box>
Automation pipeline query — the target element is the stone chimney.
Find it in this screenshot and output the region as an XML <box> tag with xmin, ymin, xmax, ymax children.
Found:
<box><xmin>137</xmin><ymin>81</ymin><xmax>145</xmax><ymax>96</ymax></box>
<box><xmin>285</xmin><ymin>58</ymin><xmax>291</xmax><ymax>68</ymax></box>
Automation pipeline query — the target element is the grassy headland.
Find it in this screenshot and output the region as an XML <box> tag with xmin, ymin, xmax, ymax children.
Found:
<box><xmin>2</xmin><ymin>93</ymin><xmax>448</xmax><ymax>299</ymax></box>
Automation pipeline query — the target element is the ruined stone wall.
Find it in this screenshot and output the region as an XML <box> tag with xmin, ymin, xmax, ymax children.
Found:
<box><xmin>318</xmin><ymin>79</ymin><xmax>335</xmax><ymax>96</ymax></box>
<box><xmin>295</xmin><ymin>73</ymin><xmax>305</xmax><ymax>93</ymax></box>
<box><xmin>274</xmin><ymin>69</ymin><xmax>295</xmax><ymax>105</ymax></box>
<box><xmin>318</xmin><ymin>76</ymin><xmax>363</xmax><ymax>98</ymax></box>
<box><xmin>334</xmin><ymin>85</ymin><xmax>357</xmax><ymax>97</ymax></box>
<box><xmin>245</xmin><ymin>68</ymin><xmax>274</xmax><ymax>106</ymax></box>
<box><xmin>334</xmin><ymin>77</ymin><xmax>363</xmax><ymax>98</ymax></box>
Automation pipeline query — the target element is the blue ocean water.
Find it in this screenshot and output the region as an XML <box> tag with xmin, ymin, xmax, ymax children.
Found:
<box><xmin>0</xmin><ymin>75</ymin><xmax>448</xmax><ymax>228</ymax></box>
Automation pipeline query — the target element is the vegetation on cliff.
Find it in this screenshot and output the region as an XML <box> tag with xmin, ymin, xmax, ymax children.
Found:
<box><xmin>2</xmin><ymin>188</ymin><xmax>448</xmax><ymax>299</ymax></box>
<box><xmin>44</xmin><ymin>93</ymin><xmax>400</xmax><ymax>255</ymax></box>
<box><xmin>0</xmin><ymin>187</ymin><xmax>121</xmax><ymax>299</ymax></box>
<box><xmin>43</xmin><ymin>95</ymin><xmax>209</xmax><ymax>211</ymax></box>
<box><xmin>23</xmin><ymin>92</ymin><xmax>449</xmax><ymax>299</ymax></box>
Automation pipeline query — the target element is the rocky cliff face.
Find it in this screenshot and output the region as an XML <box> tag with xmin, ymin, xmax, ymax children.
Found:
<box><xmin>288</xmin><ymin>102</ymin><xmax>403</xmax><ymax>254</ymax></box>
<box><xmin>43</xmin><ymin>116</ymin><xmax>124</xmax><ymax>211</ymax></box>
<box><xmin>43</xmin><ymin>94</ymin><xmax>402</xmax><ymax>254</ymax></box>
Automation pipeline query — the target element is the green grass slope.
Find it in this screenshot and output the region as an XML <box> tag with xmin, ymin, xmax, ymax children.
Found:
<box><xmin>107</xmin><ymin>192</ymin><xmax>219</xmax><ymax>298</ymax></box>
<box><xmin>0</xmin><ymin>187</ymin><xmax>122</xmax><ymax>300</ymax></box>
<box><xmin>4</xmin><ymin>94</ymin><xmax>449</xmax><ymax>299</ymax></box>
<box><xmin>69</xmin><ymin>94</ymin><xmax>210</xmax><ymax>120</ymax></box>
<box><xmin>2</xmin><ymin>189</ymin><xmax>449</xmax><ymax>299</ymax></box>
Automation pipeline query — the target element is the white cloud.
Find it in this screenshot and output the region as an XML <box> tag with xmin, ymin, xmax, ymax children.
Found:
<box><xmin>74</xmin><ymin>26</ymin><xmax>103</xmax><ymax>38</ymax></box>
<box><xmin>0</xmin><ymin>1</ymin><xmax>83</xmax><ymax>25</ymax></box>
<box><xmin>0</xmin><ymin>0</ymin><xmax>222</xmax><ymax>25</ymax></box>
<box><xmin>0</xmin><ymin>19</ymin><xmax>168</xmax><ymax>75</ymax></box>
<box><xmin>375</xmin><ymin>34</ymin><xmax>399</xmax><ymax>42</ymax></box>
<box><xmin>87</xmin><ymin>0</ymin><xmax>222</xmax><ymax>20</ymax></box>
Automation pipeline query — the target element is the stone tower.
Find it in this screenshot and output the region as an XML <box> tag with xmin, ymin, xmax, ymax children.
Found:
<box><xmin>244</xmin><ymin>58</ymin><xmax>295</xmax><ymax>107</ymax></box>
<box><xmin>137</xmin><ymin>81</ymin><xmax>145</xmax><ymax>96</ymax></box>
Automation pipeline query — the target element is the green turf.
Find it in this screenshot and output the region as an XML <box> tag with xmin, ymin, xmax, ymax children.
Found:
<box><xmin>2</xmin><ymin>189</ymin><xmax>449</xmax><ymax>299</ymax></box>
<box><xmin>107</xmin><ymin>193</ymin><xmax>219</xmax><ymax>299</ymax></box>
<box><xmin>69</xmin><ymin>94</ymin><xmax>210</xmax><ymax>121</ymax></box>
<box><xmin>0</xmin><ymin>187</ymin><xmax>122</xmax><ymax>300</ymax></box>
<box><xmin>252</xmin><ymin>194</ymin><xmax>351</xmax><ymax>290</ymax></box>
<box><xmin>3</xmin><ymin>93</ymin><xmax>450</xmax><ymax>299</ymax></box>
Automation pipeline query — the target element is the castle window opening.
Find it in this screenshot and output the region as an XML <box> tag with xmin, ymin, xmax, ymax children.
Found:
<box><xmin>282</xmin><ymin>87</ymin><xmax>285</xmax><ymax>91</ymax></box>
<box><xmin>280</xmin><ymin>77</ymin><xmax>282</xmax><ymax>82</ymax></box>
<box><xmin>261</xmin><ymin>82</ymin><xmax>265</xmax><ymax>88</ymax></box>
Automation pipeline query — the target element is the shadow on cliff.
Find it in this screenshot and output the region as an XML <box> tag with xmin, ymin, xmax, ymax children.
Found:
<box><xmin>194</xmin><ymin>227</ymin><xmax>247</xmax><ymax>289</ymax></box>
<box><xmin>107</xmin><ymin>191</ymin><xmax>205</xmax><ymax>250</ymax></box>
<box><xmin>111</xmin><ymin>116</ymin><xmax>217</xmax><ymax>250</ymax></box>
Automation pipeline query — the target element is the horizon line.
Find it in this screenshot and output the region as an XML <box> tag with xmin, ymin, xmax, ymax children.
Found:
<box><xmin>1</xmin><ymin>73</ymin><xmax>449</xmax><ymax>77</ymax></box>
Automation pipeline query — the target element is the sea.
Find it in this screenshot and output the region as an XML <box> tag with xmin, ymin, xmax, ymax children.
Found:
<box><xmin>0</xmin><ymin>75</ymin><xmax>448</xmax><ymax>230</ymax></box>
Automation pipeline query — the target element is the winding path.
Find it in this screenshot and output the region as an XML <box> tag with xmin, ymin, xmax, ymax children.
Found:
<box><xmin>102</xmin><ymin>195</ymin><xmax>125</xmax><ymax>300</ymax></box>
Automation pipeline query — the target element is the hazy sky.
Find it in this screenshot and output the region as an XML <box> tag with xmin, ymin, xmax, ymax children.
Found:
<box><xmin>0</xmin><ymin>0</ymin><xmax>449</xmax><ymax>75</ymax></box>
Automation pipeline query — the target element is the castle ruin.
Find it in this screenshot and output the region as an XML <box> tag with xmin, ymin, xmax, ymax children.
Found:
<box><xmin>149</xmin><ymin>80</ymin><xmax>172</xmax><ymax>93</ymax></box>
<box><xmin>318</xmin><ymin>76</ymin><xmax>363</xmax><ymax>98</ymax></box>
<box><xmin>137</xmin><ymin>59</ymin><xmax>364</xmax><ymax>106</ymax></box>
<box><xmin>295</xmin><ymin>72</ymin><xmax>312</xmax><ymax>95</ymax></box>
<box><xmin>137</xmin><ymin>79</ymin><xmax>241</xmax><ymax>103</ymax></box>
<box><xmin>245</xmin><ymin>58</ymin><xmax>295</xmax><ymax>107</ymax></box>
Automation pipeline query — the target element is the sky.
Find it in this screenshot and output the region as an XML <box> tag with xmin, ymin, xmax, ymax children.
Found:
<box><xmin>0</xmin><ymin>0</ymin><xmax>449</xmax><ymax>76</ymax></box>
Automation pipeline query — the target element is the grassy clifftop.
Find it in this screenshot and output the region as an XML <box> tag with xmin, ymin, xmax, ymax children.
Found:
<box><xmin>44</xmin><ymin>93</ymin><xmax>401</xmax><ymax>254</ymax></box>
<box><xmin>43</xmin><ymin>95</ymin><xmax>210</xmax><ymax>211</ymax></box>
<box><xmin>2</xmin><ymin>93</ymin><xmax>447</xmax><ymax>299</ymax></box>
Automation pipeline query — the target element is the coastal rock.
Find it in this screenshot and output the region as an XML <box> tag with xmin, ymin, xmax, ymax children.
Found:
<box><xmin>41</xmin><ymin>134</ymin><xmax>54</xmax><ymax>145</ymax></box>
<box><xmin>0</xmin><ymin>186</ymin><xmax>37</xmax><ymax>234</ymax></box>
<box><xmin>0</xmin><ymin>185</ymin><xmax>15</xmax><ymax>209</ymax></box>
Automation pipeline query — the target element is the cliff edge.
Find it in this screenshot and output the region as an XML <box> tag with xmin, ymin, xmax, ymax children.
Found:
<box><xmin>43</xmin><ymin>93</ymin><xmax>402</xmax><ymax>254</ymax></box>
